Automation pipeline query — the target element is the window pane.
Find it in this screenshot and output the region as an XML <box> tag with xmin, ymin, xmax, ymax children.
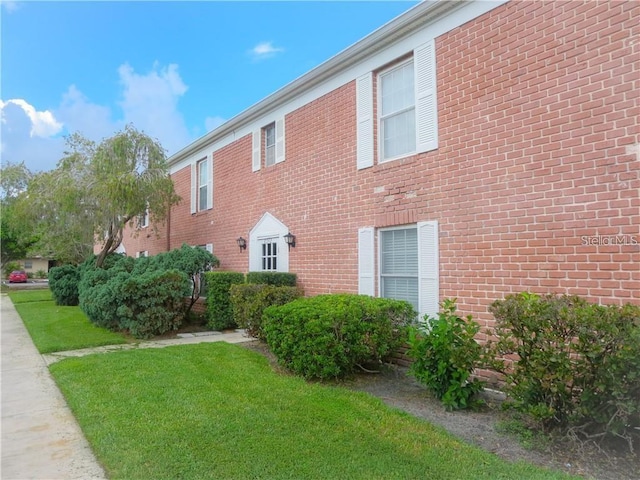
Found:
<box><xmin>381</xmin><ymin>277</ymin><xmax>419</xmax><ymax>312</ymax></box>
<box><xmin>381</xmin><ymin>62</ymin><xmax>414</xmax><ymax>116</ymax></box>
<box><xmin>380</xmin><ymin>61</ymin><xmax>415</xmax><ymax>160</ymax></box>
<box><xmin>381</xmin><ymin>229</ymin><xmax>418</xmax><ymax>275</ymax></box>
<box><xmin>380</xmin><ymin>227</ymin><xmax>418</xmax><ymax>312</ymax></box>
<box><xmin>382</xmin><ymin>109</ymin><xmax>416</xmax><ymax>159</ymax></box>
<box><xmin>266</xmin><ymin>145</ymin><xmax>275</xmax><ymax>166</ymax></box>
<box><xmin>199</xmin><ymin>185</ymin><xmax>208</xmax><ymax>210</ymax></box>
<box><xmin>265</xmin><ymin>123</ymin><xmax>276</xmax><ymax>167</ymax></box>
<box><xmin>260</xmin><ymin>239</ymin><xmax>278</xmax><ymax>271</ymax></box>
<box><xmin>265</xmin><ymin>124</ymin><xmax>275</xmax><ymax>146</ymax></box>
<box><xmin>199</xmin><ymin>160</ymin><xmax>208</xmax><ymax>187</ymax></box>
<box><xmin>198</xmin><ymin>159</ymin><xmax>208</xmax><ymax>210</ymax></box>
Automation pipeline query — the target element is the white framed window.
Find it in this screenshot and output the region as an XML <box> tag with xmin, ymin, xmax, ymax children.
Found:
<box><xmin>356</xmin><ymin>40</ymin><xmax>437</xmax><ymax>170</ymax></box>
<box><xmin>138</xmin><ymin>207</ymin><xmax>149</xmax><ymax>228</ymax></box>
<box><xmin>198</xmin><ymin>158</ymin><xmax>209</xmax><ymax>211</ymax></box>
<box><xmin>379</xmin><ymin>60</ymin><xmax>416</xmax><ymax>161</ymax></box>
<box><xmin>260</xmin><ymin>238</ymin><xmax>278</xmax><ymax>271</ymax></box>
<box><xmin>380</xmin><ymin>226</ymin><xmax>419</xmax><ymax>312</ymax></box>
<box><xmin>136</xmin><ymin>251</ymin><xmax>148</xmax><ymax>258</ymax></box>
<box><xmin>358</xmin><ymin>221</ymin><xmax>439</xmax><ymax>318</ymax></box>
<box><xmin>264</xmin><ymin>123</ymin><xmax>276</xmax><ymax>167</ymax></box>
<box><xmin>190</xmin><ymin>155</ymin><xmax>213</xmax><ymax>213</ymax></box>
<box><xmin>252</xmin><ymin>117</ymin><xmax>285</xmax><ymax>171</ymax></box>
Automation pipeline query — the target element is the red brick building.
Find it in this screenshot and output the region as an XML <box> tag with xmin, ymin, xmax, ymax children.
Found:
<box><xmin>119</xmin><ymin>0</ymin><xmax>640</xmax><ymax>329</ymax></box>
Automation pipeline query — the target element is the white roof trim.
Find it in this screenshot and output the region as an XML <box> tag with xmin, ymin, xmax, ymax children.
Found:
<box><xmin>169</xmin><ymin>0</ymin><xmax>506</xmax><ymax>168</ymax></box>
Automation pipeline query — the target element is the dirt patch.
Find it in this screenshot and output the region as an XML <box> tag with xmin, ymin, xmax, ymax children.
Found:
<box><xmin>241</xmin><ymin>340</ymin><xmax>639</xmax><ymax>480</ymax></box>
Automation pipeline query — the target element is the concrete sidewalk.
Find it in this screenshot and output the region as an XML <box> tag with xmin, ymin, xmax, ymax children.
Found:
<box><xmin>1</xmin><ymin>295</ymin><xmax>106</xmax><ymax>480</ymax></box>
<box><xmin>1</xmin><ymin>295</ymin><xmax>254</xmax><ymax>479</ymax></box>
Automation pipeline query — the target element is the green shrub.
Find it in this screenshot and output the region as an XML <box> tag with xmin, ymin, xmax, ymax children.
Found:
<box><xmin>486</xmin><ymin>292</ymin><xmax>640</xmax><ymax>448</ymax></box>
<box><xmin>230</xmin><ymin>284</ymin><xmax>303</xmax><ymax>339</ymax></box>
<box><xmin>117</xmin><ymin>269</ymin><xmax>188</xmax><ymax>339</ymax></box>
<box><xmin>205</xmin><ymin>271</ymin><xmax>245</xmax><ymax>330</ymax></box>
<box><xmin>136</xmin><ymin>244</ymin><xmax>219</xmax><ymax>313</ymax></box>
<box><xmin>48</xmin><ymin>265</ymin><xmax>80</xmax><ymax>306</ymax></box>
<box><xmin>246</xmin><ymin>271</ymin><xmax>297</xmax><ymax>287</ymax></box>
<box><xmin>78</xmin><ymin>267</ymin><xmax>128</xmax><ymax>330</ymax></box>
<box><xmin>407</xmin><ymin>299</ymin><xmax>484</xmax><ymax>410</ymax></box>
<box><xmin>35</xmin><ymin>269</ymin><xmax>47</xmax><ymax>279</ymax></box>
<box><xmin>263</xmin><ymin>294</ymin><xmax>414</xmax><ymax>379</ymax></box>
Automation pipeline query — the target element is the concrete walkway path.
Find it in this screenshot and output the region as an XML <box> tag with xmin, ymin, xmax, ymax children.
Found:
<box><xmin>1</xmin><ymin>295</ymin><xmax>253</xmax><ymax>480</ymax></box>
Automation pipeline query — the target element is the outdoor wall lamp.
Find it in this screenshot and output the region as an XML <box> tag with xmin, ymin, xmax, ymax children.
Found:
<box><xmin>236</xmin><ymin>237</ymin><xmax>247</xmax><ymax>252</ymax></box>
<box><xmin>284</xmin><ymin>232</ymin><xmax>296</xmax><ymax>250</ymax></box>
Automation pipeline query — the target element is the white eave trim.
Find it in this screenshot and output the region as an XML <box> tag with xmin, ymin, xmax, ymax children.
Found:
<box><xmin>169</xmin><ymin>0</ymin><xmax>506</xmax><ymax>167</ymax></box>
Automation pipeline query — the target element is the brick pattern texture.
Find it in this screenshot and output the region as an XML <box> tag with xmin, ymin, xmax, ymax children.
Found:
<box><xmin>121</xmin><ymin>0</ymin><xmax>639</xmax><ymax>330</ymax></box>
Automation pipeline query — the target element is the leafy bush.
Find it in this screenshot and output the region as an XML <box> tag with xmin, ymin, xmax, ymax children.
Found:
<box><xmin>486</xmin><ymin>292</ymin><xmax>640</xmax><ymax>449</ymax></box>
<box><xmin>117</xmin><ymin>269</ymin><xmax>188</xmax><ymax>339</ymax></box>
<box><xmin>407</xmin><ymin>299</ymin><xmax>484</xmax><ymax>410</ymax></box>
<box><xmin>35</xmin><ymin>269</ymin><xmax>47</xmax><ymax>279</ymax></box>
<box><xmin>246</xmin><ymin>271</ymin><xmax>297</xmax><ymax>287</ymax></box>
<box><xmin>263</xmin><ymin>294</ymin><xmax>414</xmax><ymax>379</ymax></box>
<box><xmin>48</xmin><ymin>265</ymin><xmax>80</xmax><ymax>306</ymax></box>
<box><xmin>205</xmin><ymin>271</ymin><xmax>245</xmax><ymax>330</ymax></box>
<box><xmin>230</xmin><ymin>284</ymin><xmax>303</xmax><ymax>339</ymax></box>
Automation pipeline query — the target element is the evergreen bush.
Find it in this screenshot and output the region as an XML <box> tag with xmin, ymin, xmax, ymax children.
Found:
<box><xmin>117</xmin><ymin>269</ymin><xmax>188</xmax><ymax>338</ymax></box>
<box><xmin>48</xmin><ymin>264</ymin><xmax>80</xmax><ymax>306</ymax></box>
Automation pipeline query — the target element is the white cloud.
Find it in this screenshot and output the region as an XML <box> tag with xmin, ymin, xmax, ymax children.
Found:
<box><xmin>1</xmin><ymin>62</ymin><xmax>195</xmax><ymax>172</ymax></box>
<box><xmin>118</xmin><ymin>62</ymin><xmax>191</xmax><ymax>154</ymax></box>
<box><xmin>0</xmin><ymin>101</ymin><xmax>64</xmax><ymax>172</ymax></box>
<box><xmin>0</xmin><ymin>99</ymin><xmax>63</xmax><ymax>138</ymax></box>
<box><xmin>205</xmin><ymin>116</ymin><xmax>226</xmax><ymax>132</ymax></box>
<box><xmin>57</xmin><ymin>85</ymin><xmax>119</xmax><ymax>141</ymax></box>
<box><xmin>0</xmin><ymin>1</ymin><xmax>20</xmax><ymax>13</ymax></box>
<box><xmin>249</xmin><ymin>41</ymin><xmax>284</xmax><ymax>60</ymax></box>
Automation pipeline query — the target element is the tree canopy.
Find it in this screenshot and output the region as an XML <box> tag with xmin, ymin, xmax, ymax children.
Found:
<box><xmin>0</xmin><ymin>161</ymin><xmax>38</xmax><ymax>269</ymax></box>
<box><xmin>23</xmin><ymin>125</ymin><xmax>180</xmax><ymax>266</ymax></box>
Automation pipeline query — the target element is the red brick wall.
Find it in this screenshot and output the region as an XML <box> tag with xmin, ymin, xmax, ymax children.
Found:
<box><xmin>433</xmin><ymin>0</ymin><xmax>639</xmax><ymax>329</ymax></box>
<box><xmin>122</xmin><ymin>0</ymin><xmax>639</xmax><ymax>330</ymax></box>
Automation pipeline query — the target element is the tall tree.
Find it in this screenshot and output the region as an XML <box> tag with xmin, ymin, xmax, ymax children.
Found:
<box><xmin>0</xmin><ymin>161</ymin><xmax>38</xmax><ymax>269</ymax></box>
<box><xmin>25</xmin><ymin>125</ymin><xmax>180</xmax><ymax>267</ymax></box>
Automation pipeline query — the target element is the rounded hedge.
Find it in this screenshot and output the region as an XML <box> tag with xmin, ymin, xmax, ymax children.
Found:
<box><xmin>263</xmin><ymin>294</ymin><xmax>414</xmax><ymax>379</ymax></box>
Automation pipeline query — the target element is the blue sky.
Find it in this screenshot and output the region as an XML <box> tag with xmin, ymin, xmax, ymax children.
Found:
<box><xmin>1</xmin><ymin>0</ymin><xmax>418</xmax><ymax>172</ymax></box>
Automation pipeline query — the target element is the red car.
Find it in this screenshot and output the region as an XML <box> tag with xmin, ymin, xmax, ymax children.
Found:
<box><xmin>9</xmin><ymin>270</ymin><xmax>28</xmax><ymax>283</ymax></box>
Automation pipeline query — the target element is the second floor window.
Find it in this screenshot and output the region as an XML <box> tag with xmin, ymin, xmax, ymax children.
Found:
<box><xmin>198</xmin><ymin>158</ymin><xmax>208</xmax><ymax>211</ymax></box>
<box><xmin>264</xmin><ymin>123</ymin><xmax>276</xmax><ymax>167</ymax></box>
<box><xmin>138</xmin><ymin>208</ymin><xmax>149</xmax><ymax>228</ymax></box>
<box><xmin>252</xmin><ymin>118</ymin><xmax>285</xmax><ymax>171</ymax></box>
<box><xmin>379</xmin><ymin>60</ymin><xmax>416</xmax><ymax>161</ymax></box>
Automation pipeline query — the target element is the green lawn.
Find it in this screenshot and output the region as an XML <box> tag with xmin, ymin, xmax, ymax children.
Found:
<box><xmin>50</xmin><ymin>343</ymin><xmax>578</xmax><ymax>480</ymax></box>
<box><xmin>9</xmin><ymin>290</ymin><xmax>129</xmax><ymax>354</ymax></box>
<box><xmin>7</xmin><ymin>288</ymin><xmax>53</xmax><ymax>304</ymax></box>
